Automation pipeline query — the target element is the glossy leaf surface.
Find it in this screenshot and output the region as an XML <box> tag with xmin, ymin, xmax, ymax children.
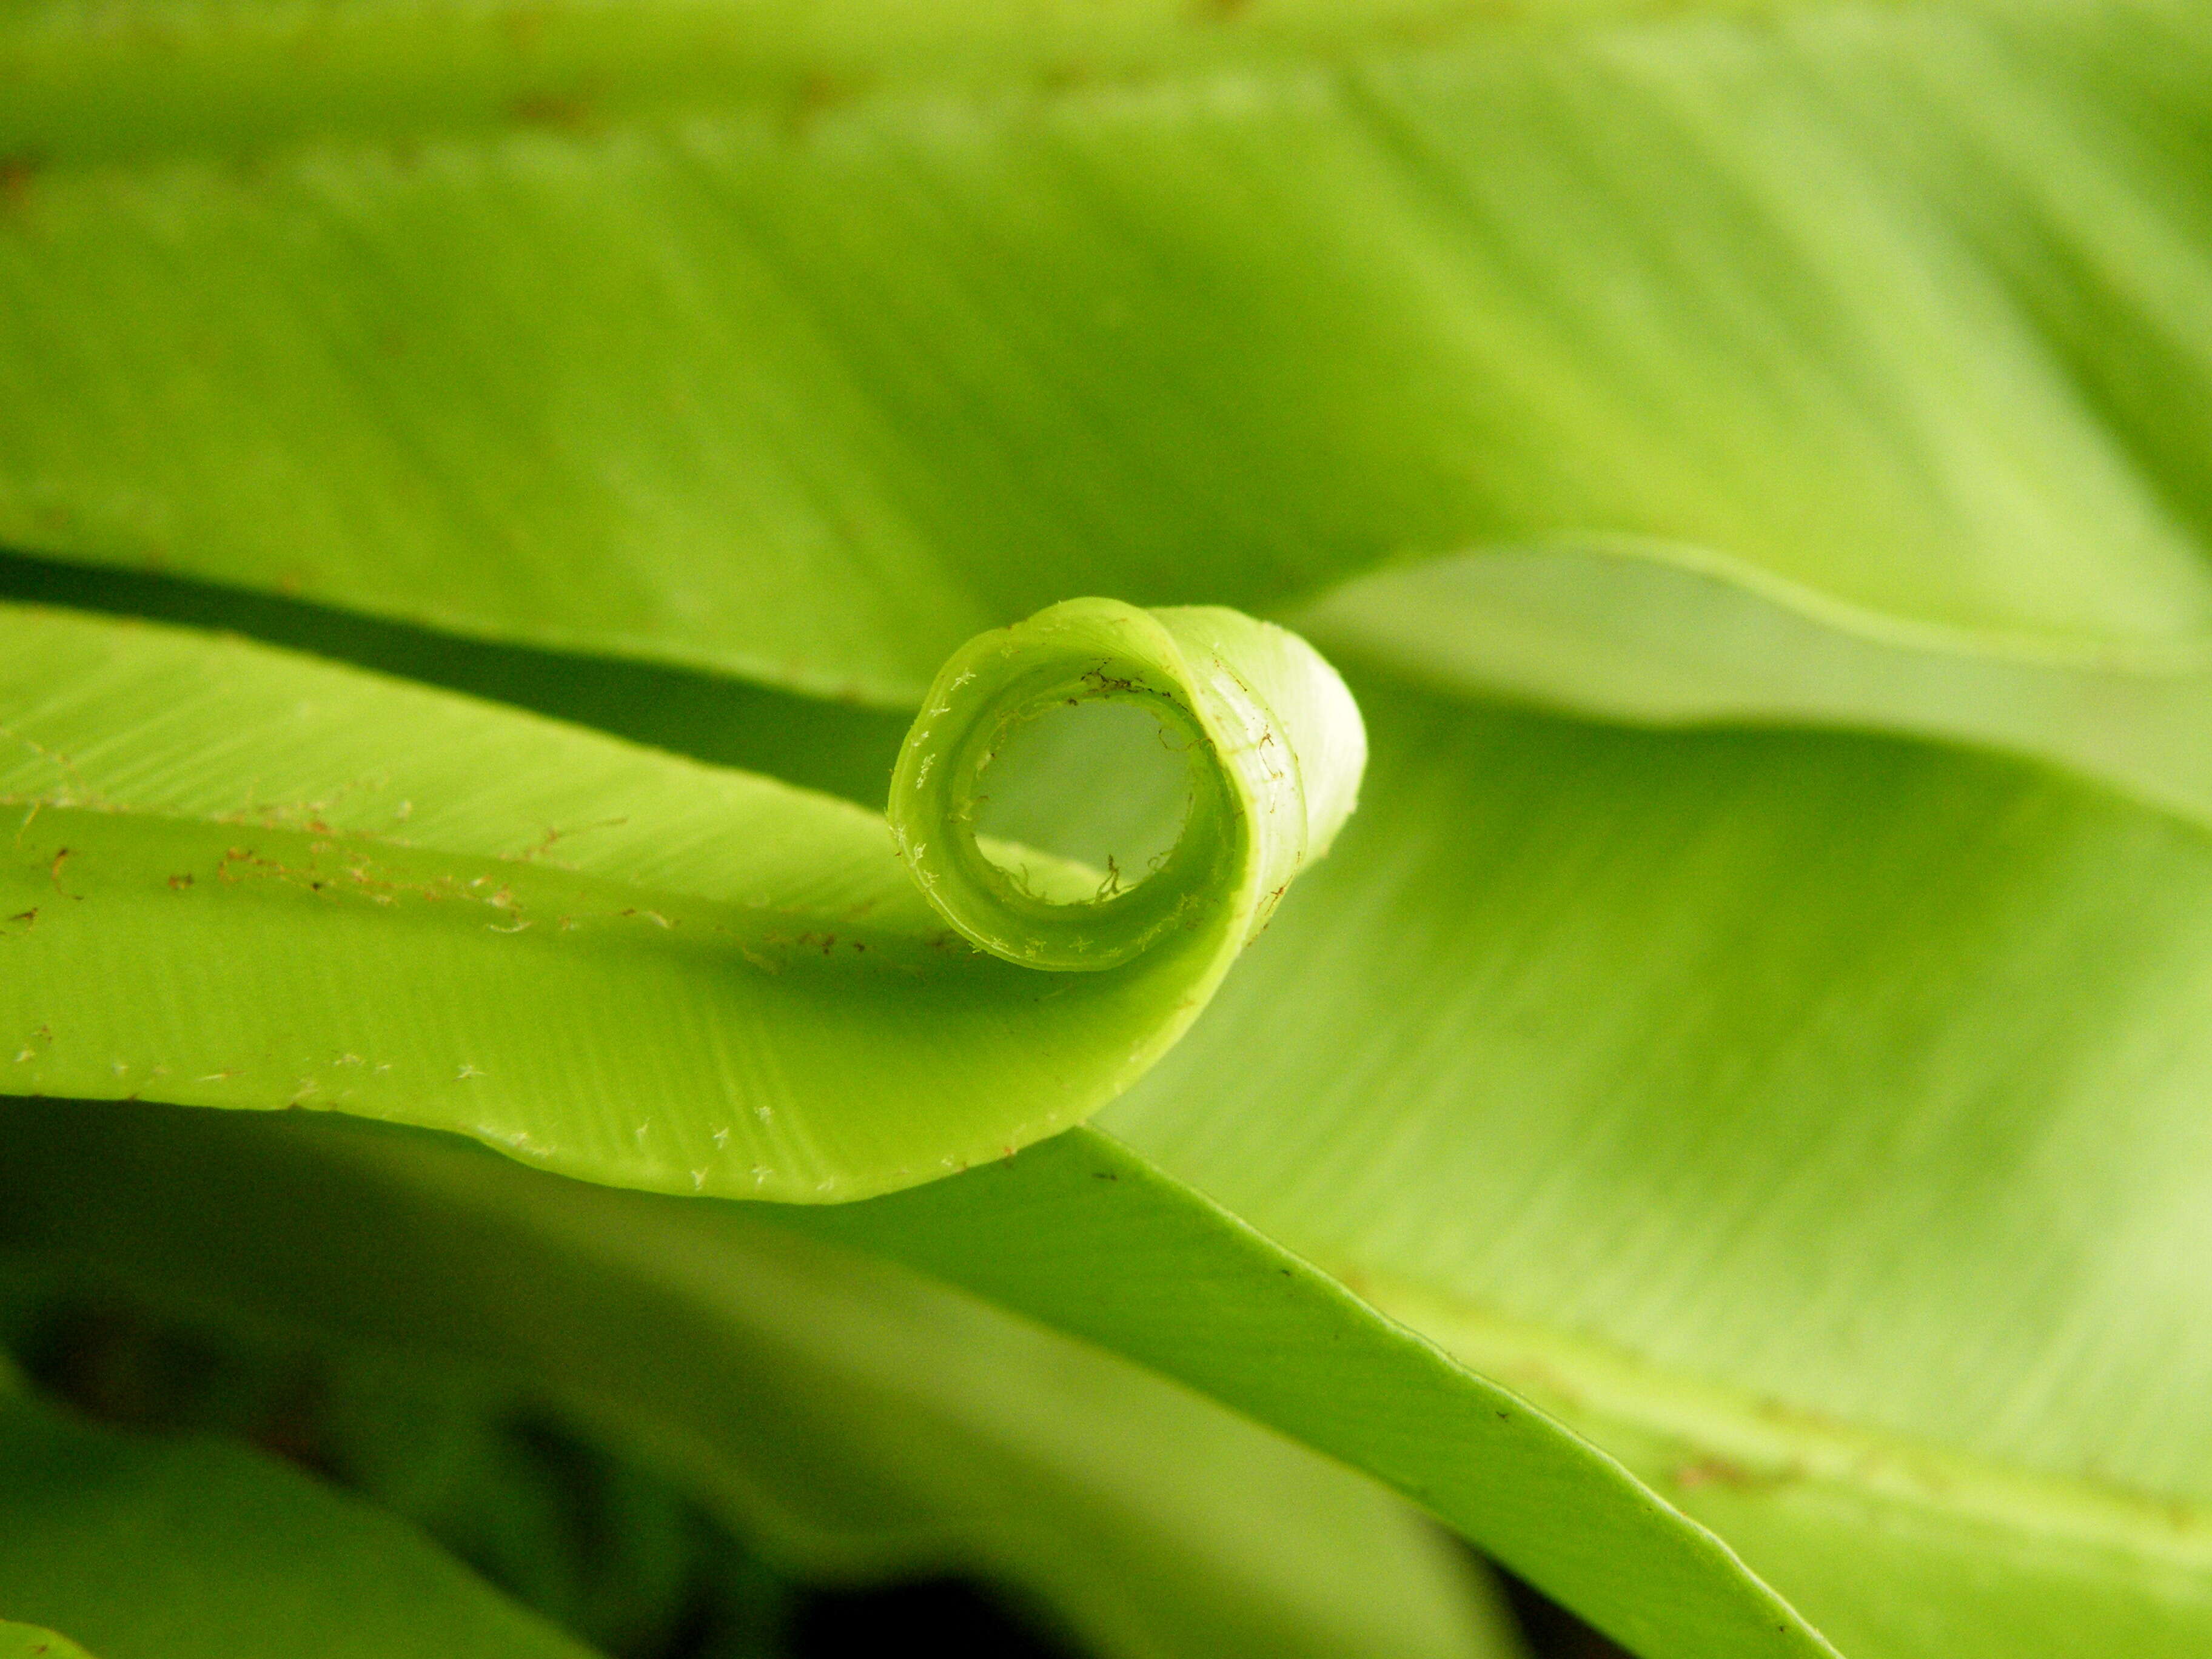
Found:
<box><xmin>1094</xmin><ymin>663</ymin><xmax>2212</xmax><ymax>1656</ymax></box>
<box><xmin>0</xmin><ymin>598</ymin><xmax>1356</xmax><ymax>1200</ymax></box>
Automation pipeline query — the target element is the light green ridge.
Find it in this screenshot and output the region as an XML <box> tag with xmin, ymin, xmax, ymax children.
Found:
<box><xmin>0</xmin><ymin>598</ymin><xmax>1359</xmax><ymax>1201</ymax></box>
<box><xmin>1358</xmin><ymin>1274</ymin><xmax>2212</xmax><ymax>1656</ymax></box>
<box><xmin>1092</xmin><ymin>665</ymin><xmax>2212</xmax><ymax>1654</ymax></box>
<box><xmin>0</xmin><ymin>1096</ymin><xmax>1826</xmax><ymax>1659</ymax></box>
<box><xmin>0</xmin><ymin>1393</ymin><xmax>591</xmax><ymax>1659</ymax></box>
<box><xmin>0</xmin><ymin>1099</ymin><xmax>1521</xmax><ymax>1659</ymax></box>
<box><xmin>7</xmin><ymin>0</ymin><xmax>2212</xmax><ymax>698</ymax></box>
<box><xmin>788</xmin><ymin>1127</ymin><xmax>1834</xmax><ymax>1659</ymax></box>
<box><xmin>1295</xmin><ymin>546</ymin><xmax>2212</xmax><ymax>831</ymax></box>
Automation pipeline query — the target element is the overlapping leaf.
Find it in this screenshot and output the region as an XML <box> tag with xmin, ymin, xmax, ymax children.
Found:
<box><xmin>0</xmin><ymin>1098</ymin><xmax>1525</xmax><ymax>1659</ymax></box>
<box><xmin>1094</xmin><ymin>660</ymin><xmax>2212</xmax><ymax>1657</ymax></box>
<box><xmin>1298</xmin><ymin>549</ymin><xmax>2212</xmax><ymax>831</ymax></box>
<box><xmin>0</xmin><ymin>598</ymin><xmax>1357</xmax><ymax>1200</ymax></box>
<box><xmin>8</xmin><ymin>0</ymin><xmax>2212</xmax><ymax>696</ymax></box>
<box><xmin>8</xmin><ymin>1095</ymin><xmax>1837</xmax><ymax>1659</ymax></box>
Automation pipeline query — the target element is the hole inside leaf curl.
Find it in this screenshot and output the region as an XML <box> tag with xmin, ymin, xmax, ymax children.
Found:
<box><xmin>970</xmin><ymin>697</ymin><xmax>1198</xmax><ymax>905</ymax></box>
<box><xmin>891</xmin><ymin>597</ymin><xmax>1360</xmax><ymax>973</ymax></box>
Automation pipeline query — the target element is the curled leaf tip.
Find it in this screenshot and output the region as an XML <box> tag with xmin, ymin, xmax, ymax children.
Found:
<box><xmin>890</xmin><ymin>598</ymin><xmax>1367</xmax><ymax>972</ymax></box>
<box><xmin>0</xmin><ymin>600</ymin><xmax>1360</xmax><ymax>1202</ymax></box>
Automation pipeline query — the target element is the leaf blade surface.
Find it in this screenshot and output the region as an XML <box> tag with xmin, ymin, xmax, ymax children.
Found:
<box><xmin>0</xmin><ymin>598</ymin><xmax>1355</xmax><ymax>1200</ymax></box>
<box><xmin>1092</xmin><ymin>664</ymin><xmax>2212</xmax><ymax>1655</ymax></box>
<box><xmin>7</xmin><ymin>0</ymin><xmax>2212</xmax><ymax>691</ymax></box>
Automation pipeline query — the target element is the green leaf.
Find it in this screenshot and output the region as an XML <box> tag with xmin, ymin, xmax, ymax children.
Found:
<box><xmin>0</xmin><ymin>1393</ymin><xmax>592</xmax><ymax>1658</ymax></box>
<box><xmin>0</xmin><ymin>1621</ymin><xmax>96</xmax><ymax>1659</ymax></box>
<box><xmin>8</xmin><ymin>0</ymin><xmax>2212</xmax><ymax>695</ymax></box>
<box><xmin>1093</xmin><ymin>664</ymin><xmax>2212</xmax><ymax>1655</ymax></box>
<box><xmin>0</xmin><ymin>603</ymin><xmax>1811</xmax><ymax>1655</ymax></box>
<box><xmin>0</xmin><ymin>1098</ymin><xmax>1527</xmax><ymax>1659</ymax></box>
<box><xmin>0</xmin><ymin>543</ymin><xmax>914</xmax><ymax>808</ymax></box>
<box><xmin>1296</xmin><ymin>548</ymin><xmax>2212</xmax><ymax>833</ymax></box>
<box><xmin>786</xmin><ymin>1125</ymin><xmax>1837</xmax><ymax>1659</ymax></box>
<box><xmin>0</xmin><ymin>597</ymin><xmax>1356</xmax><ymax>1200</ymax></box>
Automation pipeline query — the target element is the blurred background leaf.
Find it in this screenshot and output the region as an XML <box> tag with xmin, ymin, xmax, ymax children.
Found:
<box><xmin>0</xmin><ymin>1389</ymin><xmax>596</xmax><ymax>1659</ymax></box>
<box><xmin>8</xmin><ymin>0</ymin><xmax>2212</xmax><ymax>697</ymax></box>
<box><xmin>0</xmin><ymin>1098</ymin><xmax>1525</xmax><ymax>1659</ymax></box>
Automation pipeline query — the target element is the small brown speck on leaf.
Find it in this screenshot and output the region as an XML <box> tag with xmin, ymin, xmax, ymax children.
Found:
<box><xmin>785</xmin><ymin>71</ymin><xmax>867</xmax><ymax>139</ymax></box>
<box><xmin>0</xmin><ymin>155</ymin><xmax>33</xmax><ymax>213</ymax></box>
<box><xmin>512</xmin><ymin>89</ymin><xmax>598</xmax><ymax>131</ymax></box>
<box><xmin>501</xmin><ymin>4</ymin><xmax>548</xmax><ymax>50</ymax></box>
<box><xmin>1674</xmin><ymin>1456</ymin><xmax>1757</xmax><ymax>1490</ymax></box>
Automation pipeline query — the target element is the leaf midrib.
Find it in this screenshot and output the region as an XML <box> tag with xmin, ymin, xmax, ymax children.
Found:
<box><xmin>1349</xmin><ymin>1264</ymin><xmax>2212</xmax><ymax>1575</ymax></box>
